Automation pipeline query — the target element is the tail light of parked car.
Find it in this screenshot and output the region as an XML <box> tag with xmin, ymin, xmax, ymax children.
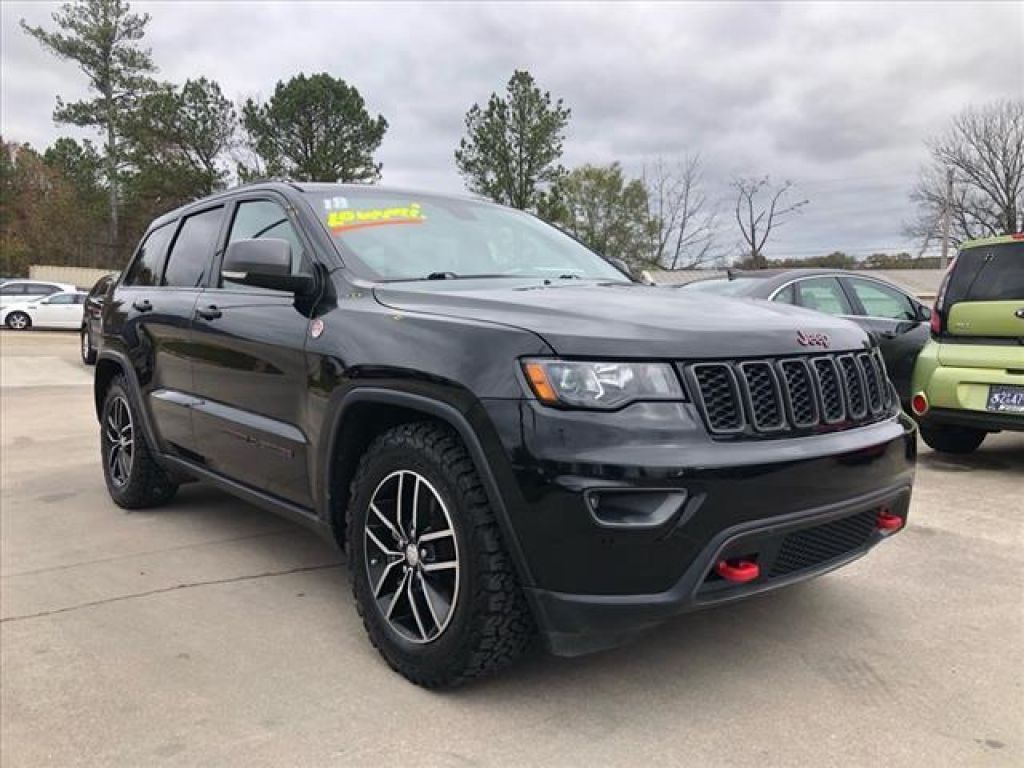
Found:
<box><xmin>930</xmin><ymin>255</ymin><xmax>958</xmax><ymax>335</ymax></box>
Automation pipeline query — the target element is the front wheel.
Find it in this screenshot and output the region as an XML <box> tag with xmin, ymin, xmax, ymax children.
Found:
<box><xmin>6</xmin><ymin>312</ymin><xmax>30</xmax><ymax>330</ymax></box>
<box><xmin>919</xmin><ymin>422</ymin><xmax>987</xmax><ymax>454</ymax></box>
<box><xmin>347</xmin><ymin>422</ymin><xmax>534</xmax><ymax>687</ymax></box>
<box><xmin>100</xmin><ymin>375</ymin><xmax>178</xmax><ymax>508</ymax></box>
<box><xmin>81</xmin><ymin>326</ymin><xmax>97</xmax><ymax>364</ymax></box>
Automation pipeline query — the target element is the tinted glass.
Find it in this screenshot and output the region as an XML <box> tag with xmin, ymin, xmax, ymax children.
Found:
<box><xmin>45</xmin><ymin>293</ymin><xmax>76</xmax><ymax>304</ymax></box>
<box><xmin>163</xmin><ymin>207</ymin><xmax>224</xmax><ymax>288</ymax></box>
<box><xmin>74</xmin><ymin>294</ymin><xmax>86</xmax><ymax>304</ymax></box>
<box><xmin>123</xmin><ymin>224</ymin><xmax>175</xmax><ymax>287</ymax></box>
<box><xmin>795</xmin><ymin>277</ymin><xmax>852</xmax><ymax>315</ymax></box>
<box><xmin>773</xmin><ymin>283</ymin><xmax>796</xmax><ymax>305</ymax></box>
<box><xmin>946</xmin><ymin>243</ymin><xmax>1024</xmax><ymax>304</ymax></box>
<box><xmin>304</xmin><ymin>190</ymin><xmax>627</xmax><ymax>282</ymax></box>
<box><xmin>224</xmin><ymin>200</ymin><xmax>309</xmax><ymax>288</ymax></box>
<box><xmin>1</xmin><ymin>284</ymin><xmax>27</xmax><ymax>295</ymax></box>
<box><xmin>847</xmin><ymin>278</ymin><xmax>916</xmax><ymax>320</ymax></box>
<box><xmin>27</xmin><ymin>284</ymin><xmax>60</xmax><ymax>294</ymax></box>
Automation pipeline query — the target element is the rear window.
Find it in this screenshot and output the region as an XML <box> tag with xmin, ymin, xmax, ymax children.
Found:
<box><xmin>123</xmin><ymin>224</ymin><xmax>175</xmax><ymax>287</ymax></box>
<box><xmin>945</xmin><ymin>242</ymin><xmax>1024</xmax><ymax>304</ymax></box>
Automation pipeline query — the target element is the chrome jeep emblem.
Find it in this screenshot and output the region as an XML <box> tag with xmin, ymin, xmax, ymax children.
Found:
<box><xmin>796</xmin><ymin>330</ymin><xmax>830</xmax><ymax>348</ymax></box>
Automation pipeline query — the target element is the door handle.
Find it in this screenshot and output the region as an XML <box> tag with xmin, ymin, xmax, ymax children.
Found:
<box><xmin>132</xmin><ymin>299</ymin><xmax>153</xmax><ymax>313</ymax></box>
<box><xmin>196</xmin><ymin>305</ymin><xmax>222</xmax><ymax>320</ymax></box>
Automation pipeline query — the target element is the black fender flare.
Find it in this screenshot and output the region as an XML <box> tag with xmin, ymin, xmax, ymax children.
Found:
<box><xmin>94</xmin><ymin>349</ymin><xmax>163</xmax><ymax>459</ymax></box>
<box><xmin>321</xmin><ymin>387</ymin><xmax>536</xmax><ymax>588</ymax></box>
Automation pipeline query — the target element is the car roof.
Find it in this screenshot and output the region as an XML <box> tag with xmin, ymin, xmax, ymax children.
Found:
<box><xmin>960</xmin><ymin>233</ymin><xmax>1024</xmax><ymax>250</ymax></box>
<box><xmin>148</xmin><ymin>181</ymin><xmax>494</xmax><ymax>230</ymax></box>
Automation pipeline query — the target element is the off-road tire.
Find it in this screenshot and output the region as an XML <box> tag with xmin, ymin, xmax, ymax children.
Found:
<box><xmin>101</xmin><ymin>375</ymin><xmax>178</xmax><ymax>508</ymax></box>
<box><xmin>347</xmin><ymin>422</ymin><xmax>534</xmax><ymax>687</ymax></box>
<box><xmin>919</xmin><ymin>422</ymin><xmax>987</xmax><ymax>454</ymax></box>
<box><xmin>6</xmin><ymin>311</ymin><xmax>31</xmax><ymax>330</ymax></box>
<box><xmin>81</xmin><ymin>326</ymin><xmax>97</xmax><ymax>364</ymax></box>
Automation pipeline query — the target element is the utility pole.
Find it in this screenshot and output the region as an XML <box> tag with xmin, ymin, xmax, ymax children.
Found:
<box><xmin>939</xmin><ymin>166</ymin><xmax>953</xmax><ymax>269</ymax></box>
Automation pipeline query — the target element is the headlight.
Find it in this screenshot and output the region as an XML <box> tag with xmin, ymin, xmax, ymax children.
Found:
<box><xmin>522</xmin><ymin>359</ymin><xmax>685</xmax><ymax>409</ymax></box>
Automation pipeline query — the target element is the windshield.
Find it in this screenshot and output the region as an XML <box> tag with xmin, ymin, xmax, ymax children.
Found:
<box><xmin>681</xmin><ymin>278</ymin><xmax>761</xmax><ymax>296</ymax></box>
<box><xmin>304</xmin><ymin>190</ymin><xmax>630</xmax><ymax>282</ymax></box>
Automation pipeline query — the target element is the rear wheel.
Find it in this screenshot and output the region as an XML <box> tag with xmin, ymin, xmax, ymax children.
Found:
<box><xmin>6</xmin><ymin>312</ymin><xmax>30</xmax><ymax>330</ymax></box>
<box><xmin>101</xmin><ymin>375</ymin><xmax>178</xmax><ymax>508</ymax></box>
<box><xmin>347</xmin><ymin>422</ymin><xmax>534</xmax><ymax>687</ymax></box>
<box><xmin>81</xmin><ymin>326</ymin><xmax>97</xmax><ymax>364</ymax></box>
<box><xmin>920</xmin><ymin>422</ymin><xmax>987</xmax><ymax>454</ymax></box>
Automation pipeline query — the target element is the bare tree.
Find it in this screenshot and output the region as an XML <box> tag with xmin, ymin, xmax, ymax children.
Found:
<box><xmin>732</xmin><ymin>176</ymin><xmax>808</xmax><ymax>268</ymax></box>
<box><xmin>908</xmin><ymin>99</ymin><xmax>1024</xmax><ymax>245</ymax></box>
<box><xmin>643</xmin><ymin>155</ymin><xmax>719</xmax><ymax>269</ymax></box>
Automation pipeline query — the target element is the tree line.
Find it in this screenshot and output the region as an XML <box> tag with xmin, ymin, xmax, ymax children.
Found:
<box><xmin>2</xmin><ymin>0</ymin><xmax>1021</xmax><ymax>278</ymax></box>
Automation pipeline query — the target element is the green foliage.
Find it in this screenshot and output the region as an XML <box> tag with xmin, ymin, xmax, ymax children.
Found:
<box><xmin>538</xmin><ymin>163</ymin><xmax>653</xmax><ymax>269</ymax></box>
<box><xmin>125</xmin><ymin>78</ymin><xmax>237</xmax><ymax>210</ymax></box>
<box><xmin>240</xmin><ymin>73</ymin><xmax>387</xmax><ymax>183</ymax></box>
<box><xmin>455</xmin><ymin>70</ymin><xmax>571</xmax><ymax>210</ymax></box>
<box><xmin>21</xmin><ymin>0</ymin><xmax>158</xmax><ymax>250</ymax></box>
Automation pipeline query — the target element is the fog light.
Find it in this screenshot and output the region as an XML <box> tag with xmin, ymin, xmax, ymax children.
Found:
<box><xmin>585</xmin><ymin>489</ymin><xmax>687</xmax><ymax>528</ymax></box>
<box><xmin>911</xmin><ymin>393</ymin><xmax>928</xmax><ymax>416</ymax></box>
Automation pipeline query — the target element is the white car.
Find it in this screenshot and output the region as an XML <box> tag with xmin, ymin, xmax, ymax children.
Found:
<box><xmin>2</xmin><ymin>291</ymin><xmax>87</xmax><ymax>330</ymax></box>
<box><xmin>0</xmin><ymin>279</ymin><xmax>77</xmax><ymax>310</ymax></box>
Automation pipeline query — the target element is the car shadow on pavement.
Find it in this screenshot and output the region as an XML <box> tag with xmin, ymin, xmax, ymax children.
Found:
<box><xmin>918</xmin><ymin>434</ymin><xmax>1024</xmax><ymax>473</ymax></box>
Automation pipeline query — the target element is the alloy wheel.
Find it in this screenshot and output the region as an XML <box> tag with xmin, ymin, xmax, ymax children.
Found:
<box><xmin>364</xmin><ymin>470</ymin><xmax>460</xmax><ymax>644</ymax></box>
<box><xmin>8</xmin><ymin>313</ymin><xmax>28</xmax><ymax>330</ymax></box>
<box><xmin>81</xmin><ymin>329</ymin><xmax>91</xmax><ymax>359</ymax></box>
<box><xmin>105</xmin><ymin>396</ymin><xmax>134</xmax><ymax>487</ymax></box>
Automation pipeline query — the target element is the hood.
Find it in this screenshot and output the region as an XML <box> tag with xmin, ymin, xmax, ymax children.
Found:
<box><xmin>373</xmin><ymin>280</ymin><xmax>871</xmax><ymax>358</ymax></box>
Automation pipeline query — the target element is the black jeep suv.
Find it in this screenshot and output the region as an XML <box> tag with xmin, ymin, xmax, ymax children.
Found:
<box><xmin>95</xmin><ymin>182</ymin><xmax>916</xmax><ymax>687</ymax></box>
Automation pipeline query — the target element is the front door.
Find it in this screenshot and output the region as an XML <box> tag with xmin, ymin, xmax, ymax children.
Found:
<box><xmin>33</xmin><ymin>292</ymin><xmax>82</xmax><ymax>327</ymax></box>
<box><xmin>189</xmin><ymin>196</ymin><xmax>316</xmax><ymax>508</ymax></box>
<box><xmin>841</xmin><ymin>277</ymin><xmax>929</xmax><ymax>407</ymax></box>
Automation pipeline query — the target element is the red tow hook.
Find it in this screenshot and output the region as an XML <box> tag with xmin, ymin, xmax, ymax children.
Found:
<box><xmin>877</xmin><ymin>510</ymin><xmax>904</xmax><ymax>533</ymax></box>
<box><xmin>715</xmin><ymin>558</ymin><xmax>760</xmax><ymax>584</ymax></box>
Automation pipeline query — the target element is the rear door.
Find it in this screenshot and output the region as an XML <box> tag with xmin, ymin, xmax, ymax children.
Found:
<box><xmin>110</xmin><ymin>207</ymin><xmax>225</xmax><ymax>455</ymax></box>
<box><xmin>840</xmin><ymin>276</ymin><xmax>929</xmax><ymax>405</ymax></box>
<box><xmin>33</xmin><ymin>292</ymin><xmax>83</xmax><ymax>327</ymax></box>
<box><xmin>189</xmin><ymin>194</ymin><xmax>317</xmax><ymax>507</ymax></box>
<box><xmin>944</xmin><ymin>242</ymin><xmax>1024</xmax><ymax>342</ymax></box>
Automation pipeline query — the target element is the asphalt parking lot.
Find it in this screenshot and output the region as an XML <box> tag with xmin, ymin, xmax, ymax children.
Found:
<box><xmin>1</xmin><ymin>330</ymin><xmax>1021</xmax><ymax>767</ymax></box>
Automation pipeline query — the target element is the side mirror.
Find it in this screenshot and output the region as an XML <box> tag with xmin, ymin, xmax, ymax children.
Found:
<box><xmin>917</xmin><ymin>304</ymin><xmax>932</xmax><ymax>322</ymax></box>
<box><xmin>221</xmin><ymin>238</ymin><xmax>314</xmax><ymax>294</ymax></box>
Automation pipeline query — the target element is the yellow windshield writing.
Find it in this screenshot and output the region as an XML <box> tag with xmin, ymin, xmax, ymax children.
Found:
<box><xmin>328</xmin><ymin>203</ymin><xmax>425</xmax><ymax>232</ymax></box>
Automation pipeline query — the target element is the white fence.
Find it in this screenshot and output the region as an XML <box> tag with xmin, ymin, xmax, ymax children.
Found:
<box><xmin>29</xmin><ymin>265</ymin><xmax>117</xmax><ymax>290</ymax></box>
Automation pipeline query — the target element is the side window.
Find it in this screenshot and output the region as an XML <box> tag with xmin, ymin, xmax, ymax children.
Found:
<box><xmin>1</xmin><ymin>284</ymin><xmax>27</xmax><ymax>295</ymax></box>
<box><xmin>847</xmin><ymin>278</ymin><xmax>916</xmax><ymax>320</ymax></box>
<box><xmin>163</xmin><ymin>207</ymin><xmax>224</xmax><ymax>288</ymax></box>
<box><xmin>27</xmin><ymin>283</ymin><xmax>58</xmax><ymax>294</ymax></box>
<box><xmin>772</xmin><ymin>283</ymin><xmax>797</xmax><ymax>305</ymax></box>
<box><xmin>222</xmin><ymin>199</ymin><xmax>309</xmax><ymax>289</ymax></box>
<box><xmin>795</xmin><ymin>277</ymin><xmax>852</xmax><ymax>316</ymax></box>
<box><xmin>44</xmin><ymin>293</ymin><xmax>76</xmax><ymax>304</ymax></box>
<box><xmin>74</xmin><ymin>294</ymin><xmax>87</xmax><ymax>304</ymax></box>
<box><xmin>123</xmin><ymin>224</ymin><xmax>175</xmax><ymax>287</ymax></box>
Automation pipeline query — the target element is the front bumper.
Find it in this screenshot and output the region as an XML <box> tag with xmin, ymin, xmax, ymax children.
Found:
<box><xmin>477</xmin><ymin>400</ymin><xmax>917</xmax><ymax>655</ymax></box>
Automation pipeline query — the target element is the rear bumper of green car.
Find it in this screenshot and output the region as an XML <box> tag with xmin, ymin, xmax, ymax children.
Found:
<box><xmin>911</xmin><ymin>339</ymin><xmax>1024</xmax><ymax>432</ymax></box>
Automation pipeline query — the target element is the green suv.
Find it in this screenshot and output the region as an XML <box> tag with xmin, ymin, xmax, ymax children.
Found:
<box><xmin>911</xmin><ymin>234</ymin><xmax>1024</xmax><ymax>453</ymax></box>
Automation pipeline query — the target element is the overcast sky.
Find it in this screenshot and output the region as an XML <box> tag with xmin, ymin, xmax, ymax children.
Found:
<box><xmin>2</xmin><ymin>1</ymin><xmax>1022</xmax><ymax>258</ymax></box>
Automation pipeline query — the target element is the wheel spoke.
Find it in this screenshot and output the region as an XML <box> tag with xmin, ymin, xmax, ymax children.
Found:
<box><xmin>407</xmin><ymin>572</ymin><xmax>428</xmax><ymax>640</ymax></box>
<box><xmin>373</xmin><ymin>559</ymin><xmax>403</xmax><ymax>598</ymax></box>
<box><xmin>370</xmin><ymin>502</ymin><xmax>402</xmax><ymax>545</ymax></box>
<box><xmin>395</xmin><ymin>472</ymin><xmax>406</xmax><ymax>537</ymax></box>
<box><xmin>422</xmin><ymin>559</ymin><xmax>457</xmax><ymax>573</ymax></box>
<box><xmin>366</xmin><ymin>526</ymin><xmax>400</xmax><ymax>557</ymax></box>
<box><xmin>117</xmin><ymin>450</ymin><xmax>129</xmax><ymax>481</ymax></box>
<box><xmin>418</xmin><ymin>528</ymin><xmax>453</xmax><ymax>543</ymax></box>
<box><xmin>385</xmin><ymin>570</ymin><xmax>410</xmax><ymax>619</ymax></box>
<box><xmin>108</xmin><ymin>445</ymin><xmax>120</xmax><ymax>478</ymax></box>
<box><xmin>410</xmin><ymin>475</ymin><xmax>421</xmax><ymax>538</ymax></box>
<box><xmin>417</xmin><ymin>570</ymin><xmax>445</xmax><ymax>631</ymax></box>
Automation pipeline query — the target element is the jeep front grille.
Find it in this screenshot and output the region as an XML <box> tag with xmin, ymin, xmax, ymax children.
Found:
<box><xmin>685</xmin><ymin>349</ymin><xmax>895</xmax><ymax>438</ymax></box>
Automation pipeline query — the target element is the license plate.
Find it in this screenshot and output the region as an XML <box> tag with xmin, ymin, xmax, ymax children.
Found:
<box><xmin>987</xmin><ymin>385</ymin><xmax>1024</xmax><ymax>413</ymax></box>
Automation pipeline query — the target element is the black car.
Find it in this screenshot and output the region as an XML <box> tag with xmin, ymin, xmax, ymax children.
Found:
<box><xmin>680</xmin><ymin>269</ymin><xmax>932</xmax><ymax>411</ymax></box>
<box><xmin>81</xmin><ymin>272</ymin><xmax>117</xmax><ymax>364</ymax></box>
<box><xmin>94</xmin><ymin>183</ymin><xmax>916</xmax><ymax>687</ymax></box>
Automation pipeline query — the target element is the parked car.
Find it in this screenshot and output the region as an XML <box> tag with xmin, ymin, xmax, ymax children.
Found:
<box><xmin>680</xmin><ymin>269</ymin><xmax>932</xmax><ymax>411</ymax></box>
<box><xmin>2</xmin><ymin>290</ymin><xmax>87</xmax><ymax>330</ymax></box>
<box><xmin>80</xmin><ymin>273</ymin><xmax>118</xmax><ymax>364</ymax></box>
<box><xmin>94</xmin><ymin>182</ymin><xmax>915</xmax><ymax>687</ymax></box>
<box><xmin>0</xmin><ymin>279</ymin><xmax>76</xmax><ymax>310</ymax></box>
<box><xmin>911</xmin><ymin>234</ymin><xmax>1024</xmax><ymax>453</ymax></box>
